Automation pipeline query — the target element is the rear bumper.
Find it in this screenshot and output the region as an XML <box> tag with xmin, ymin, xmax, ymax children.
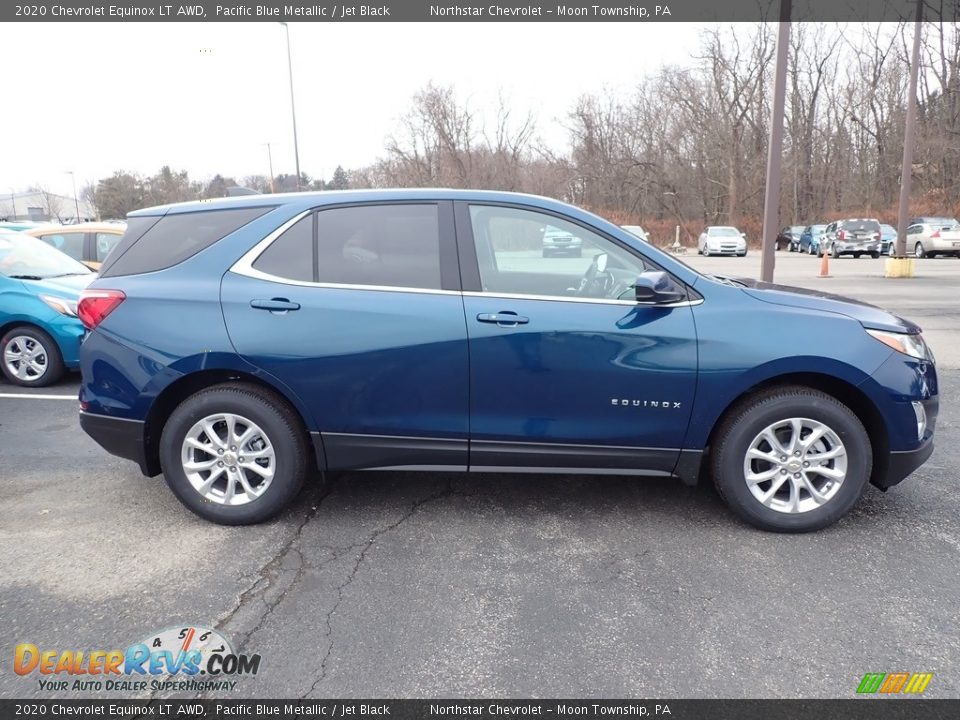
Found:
<box><xmin>79</xmin><ymin>410</ymin><xmax>157</xmax><ymax>476</ymax></box>
<box><xmin>874</xmin><ymin>437</ymin><xmax>935</xmax><ymax>490</ymax></box>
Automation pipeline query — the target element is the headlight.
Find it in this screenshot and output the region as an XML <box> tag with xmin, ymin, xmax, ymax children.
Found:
<box><xmin>39</xmin><ymin>295</ymin><xmax>79</xmax><ymax>317</ymax></box>
<box><xmin>866</xmin><ymin>329</ymin><xmax>935</xmax><ymax>363</ymax></box>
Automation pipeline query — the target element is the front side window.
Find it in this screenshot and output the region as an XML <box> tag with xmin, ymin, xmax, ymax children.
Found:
<box><xmin>39</xmin><ymin>232</ymin><xmax>85</xmax><ymax>261</ymax></box>
<box><xmin>469</xmin><ymin>205</ymin><xmax>646</xmax><ymax>301</ymax></box>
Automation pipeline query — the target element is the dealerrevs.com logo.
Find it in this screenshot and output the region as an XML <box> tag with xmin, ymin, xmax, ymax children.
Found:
<box><xmin>856</xmin><ymin>672</ymin><xmax>933</xmax><ymax>695</ymax></box>
<box><xmin>14</xmin><ymin>625</ymin><xmax>260</xmax><ymax>693</ymax></box>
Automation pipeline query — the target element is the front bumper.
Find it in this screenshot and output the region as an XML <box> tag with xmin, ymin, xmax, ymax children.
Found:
<box><xmin>875</xmin><ymin>436</ymin><xmax>935</xmax><ymax>490</ymax></box>
<box><xmin>79</xmin><ymin>410</ymin><xmax>157</xmax><ymax>476</ymax></box>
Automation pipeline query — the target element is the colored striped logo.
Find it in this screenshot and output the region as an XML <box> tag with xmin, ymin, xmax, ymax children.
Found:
<box><xmin>857</xmin><ymin>672</ymin><xmax>933</xmax><ymax>694</ymax></box>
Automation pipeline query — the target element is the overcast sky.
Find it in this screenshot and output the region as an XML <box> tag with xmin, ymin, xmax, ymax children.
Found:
<box><xmin>1</xmin><ymin>21</ymin><xmax>720</xmax><ymax>197</ymax></box>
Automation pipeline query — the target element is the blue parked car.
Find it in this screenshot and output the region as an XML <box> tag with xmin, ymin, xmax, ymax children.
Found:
<box><xmin>799</xmin><ymin>224</ymin><xmax>828</xmax><ymax>255</ymax></box>
<box><xmin>77</xmin><ymin>190</ymin><xmax>938</xmax><ymax>532</ymax></box>
<box><xmin>0</xmin><ymin>231</ymin><xmax>94</xmax><ymax>386</ymax></box>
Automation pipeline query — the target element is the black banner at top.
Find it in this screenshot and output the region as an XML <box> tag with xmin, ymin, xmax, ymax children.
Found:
<box><xmin>4</xmin><ymin>0</ymin><xmax>959</xmax><ymax>23</ymax></box>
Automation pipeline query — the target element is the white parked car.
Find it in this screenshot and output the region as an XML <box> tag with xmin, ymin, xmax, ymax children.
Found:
<box><xmin>907</xmin><ymin>218</ymin><xmax>960</xmax><ymax>258</ymax></box>
<box><xmin>698</xmin><ymin>226</ymin><xmax>747</xmax><ymax>257</ymax></box>
<box><xmin>621</xmin><ymin>225</ymin><xmax>649</xmax><ymax>242</ymax></box>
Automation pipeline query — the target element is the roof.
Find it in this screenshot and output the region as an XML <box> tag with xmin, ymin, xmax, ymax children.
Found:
<box><xmin>127</xmin><ymin>188</ymin><xmax>573</xmax><ymax>217</ymax></box>
<box><xmin>24</xmin><ymin>222</ymin><xmax>126</xmax><ymax>235</ymax></box>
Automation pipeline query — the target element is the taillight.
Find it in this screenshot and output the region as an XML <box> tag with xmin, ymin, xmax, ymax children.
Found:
<box><xmin>77</xmin><ymin>290</ymin><xmax>126</xmax><ymax>331</ymax></box>
<box><xmin>838</xmin><ymin>230</ymin><xmax>846</xmax><ymax>240</ymax></box>
<box><xmin>931</xmin><ymin>230</ymin><xmax>940</xmax><ymax>239</ymax></box>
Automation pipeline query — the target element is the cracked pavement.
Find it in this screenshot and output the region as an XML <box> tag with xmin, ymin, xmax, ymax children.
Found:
<box><xmin>1</xmin><ymin>254</ymin><xmax>959</xmax><ymax>698</ymax></box>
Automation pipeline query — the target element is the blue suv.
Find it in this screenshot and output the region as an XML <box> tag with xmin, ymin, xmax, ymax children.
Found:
<box><xmin>77</xmin><ymin>190</ymin><xmax>938</xmax><ymax>532</ymax></box>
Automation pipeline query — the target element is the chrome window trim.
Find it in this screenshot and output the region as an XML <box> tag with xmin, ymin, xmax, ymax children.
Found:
<box><xmin>230</xmin><ymin>210</ymin><xmax>702</xmax><ymax>307</ymax></box>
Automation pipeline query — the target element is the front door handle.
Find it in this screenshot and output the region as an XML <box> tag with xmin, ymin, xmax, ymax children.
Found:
<box><xmin>250</xmin><ymin>298</ymin><xmax>301</xmax><ymax>313</ymax></box>
<box><xmin>477</xmin><ymin>312</ymin><xmax>529</xmax><ymax>327</ymax></box>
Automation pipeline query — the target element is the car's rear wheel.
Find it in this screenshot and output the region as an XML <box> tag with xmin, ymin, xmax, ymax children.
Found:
<box><xmin>0</xmin><ymin>326</ymin><xmax>65</xmax><ymax>387</ymax></box>
<box><xmin>871</xmin><ymin>252</ymin><xmax>880</xmax><ymax>259</ymax></box>
<box><xmin>711</xmin><ymin>386</ymin><xmax>871</xmax><ymax>532</ymax></box>
<box><xmin>159</xmin><ymin>383</ymin><xmax>309</xmax><ymax>525</ymax></box>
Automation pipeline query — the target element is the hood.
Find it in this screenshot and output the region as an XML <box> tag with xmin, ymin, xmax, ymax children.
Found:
<box><xmin>21</xmin><ymin>273</ymin><xmax>94</xmax><ymax>299</ymax></box>
<box><xmin>727</xmin><ymin>276</ymin><xmax>920</xmax><ymax>334</ymax></box>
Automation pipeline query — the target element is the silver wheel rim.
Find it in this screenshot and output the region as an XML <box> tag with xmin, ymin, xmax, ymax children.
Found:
<box><xmin>4</xmin><ymin>335</ymin><xmax>48</xmax><ymax>382</ymax></box>
<box><xmin>180</xmin><ymin>413</ymin><xmax>276</xmax><ymax>506</ymax></box>
<box><xmin>743</xmin><ymin>417</ymin><xmax>847</xmax><ymax>514</ymax></box>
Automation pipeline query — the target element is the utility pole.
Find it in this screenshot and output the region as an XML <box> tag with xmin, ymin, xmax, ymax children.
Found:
<box><xmin>279</xmin><ymin>22</ymin><xmax>302</xmax><ymax>191</ymax></box>
<box><xmin>264</xmin><ymin>142</ymin><xmax>276</xmax><ymax>193</ymax></box>
<box><xmin>894</xmin><ymin>0</ymin><xmax>924</xmax><ymax>260</ymax></box>
<box><xmin>66</xmin><ymin>171</ymin><xmax>81</xmax><ymax>222</ymax></box>
<box><xmin>760</xmin><ymin>0</ymin><xmax>791</xmax><ymax>283</ymax></box>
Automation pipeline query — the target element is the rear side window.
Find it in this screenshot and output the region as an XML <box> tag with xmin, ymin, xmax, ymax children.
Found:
<box><xmin>250</xmin><ymin>204</ymin><xmax>442</xmax><ymax>290</ymax></box>
<box><xmin>252</xmin><ymin>215</ymin><xmax>314</xmax><ymax>282</ymax></box>
<box><xmin>39</xmin><ymin>232</ymin><xmax>85</xmax><ymax>261</ymax></box>
<box><xmin>839</xmin><ymin>220</ymin><xmax>880</xmax><ymax>233</ymax></box>
<box><xmin>316</xmin><ymin>204</ymin><xmax>441</xmax><ymax>289</ymax></box>
<box><xmin>100</xmin><ymin>207</ymin><xmax>271</xmax><ymax>278</ymax></box>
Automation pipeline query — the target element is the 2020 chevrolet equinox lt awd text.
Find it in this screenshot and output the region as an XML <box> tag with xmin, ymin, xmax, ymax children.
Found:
<box><xmin>77</xmin><ymin>190</ymin><xmax>938</xmax><ymax>532</ymax></box>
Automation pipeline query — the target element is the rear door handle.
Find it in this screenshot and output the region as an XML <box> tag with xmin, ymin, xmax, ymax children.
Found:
<box><xmin>477</xmin><ymin>312</ymin><xmax>529</xmax><ymax>326</ymax></box>
<box><xmin>250</xmin><ymin>298</ymin><xmax>301</xmax><ymax>313</ymax></box>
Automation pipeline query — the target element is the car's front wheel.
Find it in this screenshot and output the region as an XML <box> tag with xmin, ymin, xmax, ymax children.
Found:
<box><xmin>711</xmin><ymin>386</ymin><xmax>871</xmax><ymax>532</ymax></box>
<box><xmin>915</xmin><ymin>242</ymin><xmax>926</xmax><ymax>258</ymax></box>
<box><xmin>0</xmin><ymin>326</ymin><xmax>65</xmax><ymax>387</ymax></box>
<box><xmin>159</xmin><ymin>383</ymin><xmax>309</xmax><ymax>525</ymax></box>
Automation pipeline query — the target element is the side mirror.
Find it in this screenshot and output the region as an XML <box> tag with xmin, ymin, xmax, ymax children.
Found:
<box><xmin>634</xmin><ymin>271</ymin><xmax>686</xmax><ymax>304</ymax></box>
<box><xmin>740</xmin><ymin>232</ymin><xmax>746</xmax><ymax>238</ymax></box>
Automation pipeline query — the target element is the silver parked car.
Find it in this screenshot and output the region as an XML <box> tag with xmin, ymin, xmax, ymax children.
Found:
<box><xmin>823</xmin><ymin>219</ymin><xmax>881</xmax><ymax>259</ymax></box>
<box><xmin>697</xmin><ymin>226</ymin><xmax>747</xmax><ymax>256</ymax></box>
<box><xmin>541</xmin><ymin>225</ymin><xmax>583</xmax><ymax>257</ymax></box>
<box><xmin>907</xmin><ymin>218</ymin><xmax>960</xmax><ymax>258</ymax></box>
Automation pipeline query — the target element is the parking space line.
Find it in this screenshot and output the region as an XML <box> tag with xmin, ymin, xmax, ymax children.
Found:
<box><xmin>0</xmin><ymin>393</ymin><xmax>77</xmax><ymax>400</ymax></box>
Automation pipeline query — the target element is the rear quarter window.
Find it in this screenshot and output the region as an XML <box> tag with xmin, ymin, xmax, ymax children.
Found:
<box><xmin>99</xmin><ymin>207</ymin><xmax>272</xmax><ymax>278</ymax></box>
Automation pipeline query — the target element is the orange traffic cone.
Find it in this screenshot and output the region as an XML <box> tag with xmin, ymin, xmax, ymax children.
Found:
<box><xmin>818</xmin><ymin>248</ymin><xmax>831</xmax><ymax>278</ymax></box>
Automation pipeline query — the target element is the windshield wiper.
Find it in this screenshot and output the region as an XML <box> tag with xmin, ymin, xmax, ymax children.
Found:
<box><xmin>7</xmin><ymin>274</ymin><xmax>44</xmax><ymax>280</ymax></box>
<box><xmin>45</xmin><ymin>272</ymin><xmax>91</xmax><ymax>278</ymax></box>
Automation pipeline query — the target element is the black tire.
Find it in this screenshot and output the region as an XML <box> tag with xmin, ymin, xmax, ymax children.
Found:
<box><xmin>854</xmin><ymin>253</ymin><xmax>862</xmax><ymax>259</ymax></box>
<box><xmin>915</xmin><ymin>242</ymin><xmax>926</xmax><ymax>259</ymax></box>
<box><xmin>710</xmin><ymin>386</ymin><xmax>872</xmax><ymax>533</ymax></box>
<box><xmin>0</xmin><ymin>326</ymin><xmax>65</xmax><ymax>387</ymax></box>
<box><xmin>871</xmin><ymin>252</ymin><xmax>880</xmax><ymax>259</ymax></box>
<box><xmin>159</xmin><ymin>382</ymin><xmax>309</xmax><ymax>525</ymax></box>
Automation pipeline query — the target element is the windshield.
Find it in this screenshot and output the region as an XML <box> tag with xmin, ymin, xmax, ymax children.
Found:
<box><xmin>790</xmin><ymin>226</ymin><xmax>805</xmax><ymax>233</ymax></box>
<box><xmin>708</xmin><ymin>227</ymin><xmax>741</xmax><ymax>237</ymax></box>
<box><xmin>0</xmin><ymin>232</ymin><xmax>93</xmax><ymax>279</ymax></box>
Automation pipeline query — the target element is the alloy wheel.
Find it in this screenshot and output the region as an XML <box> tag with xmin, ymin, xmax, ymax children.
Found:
<box><xmin>180</xmin><ymin>413</ymin><xmax>276</xmax><ymax>505</ymax></box>
<box><xmin>742</xmin><ymin>417</ymin><xmax>847</xmax><ymax>514</ymax></box>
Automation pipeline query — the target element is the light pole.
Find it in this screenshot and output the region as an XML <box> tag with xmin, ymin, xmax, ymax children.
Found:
<box><xmin>279</xmin><ymin>22</ymin><xmax>302</xmax><ymax>191</ymax></box>
<box><xmin>263</xmin><ymin>142</ymin><xmax>276</xmax><ymax>192</ymax></box>
<box><xmin>65</xmin><ymin>171</ymin><xmax>81</xmax><ymax>223</ymax></box>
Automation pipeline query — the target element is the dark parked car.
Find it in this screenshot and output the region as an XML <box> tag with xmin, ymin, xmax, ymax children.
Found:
<box><xmin>823</xmin><ymin>219</ymin><xmax>882</xmax><ymax>258</ymax></box>
<box><xmin>776</xmin><ymin>226</ymin><xmax>806</xmax><ymax>252</ymax></box>
<box><xmin>78</xmin><ymin>190</ymin><xmax>938</xmax><ymax>533</ymax></box>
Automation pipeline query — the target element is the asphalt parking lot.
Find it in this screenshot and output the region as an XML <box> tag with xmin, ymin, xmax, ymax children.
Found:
<box><xmin>1</xmin><ymin>251</ymin><xmax>958</xmax><ymax>699</ymax></box>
